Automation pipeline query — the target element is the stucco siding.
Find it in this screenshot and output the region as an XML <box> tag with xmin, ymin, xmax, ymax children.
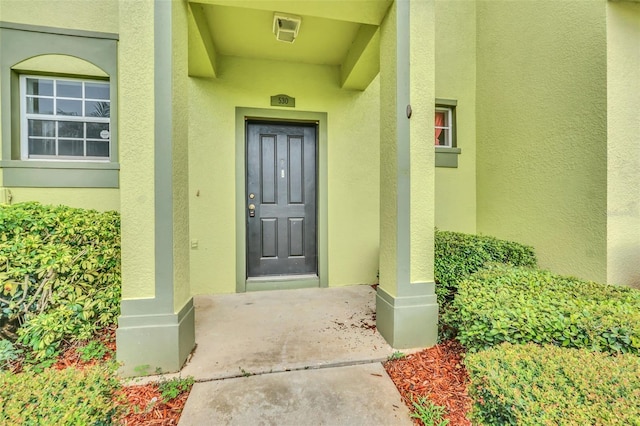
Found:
<box><xmin>188</xmin><ymin>57</ymin><xmax>380</xmax><ymax>295</ymax></box>
<box><xmin>434</xmin><ymin>0</ymin><xmax>477</xmax><ymax>234</ymax></box>
<box><xmin>476</xmin><ymin>0</ymin><xmax>608</xmax><ymax>283</ymax></box>
<box><xmin>0</xmin><ymin>0</ymin><xmax>118</xmax><ymax>34</ymax></box>
<box><xmin>118</xmin><ymin>0</ymin><xmax>155</xmax><ymax>300</ymax></box>
<box><xmin>606</xmin><ymin>1</ymin><xmax>640</xmax><ymax>288</ymax></box>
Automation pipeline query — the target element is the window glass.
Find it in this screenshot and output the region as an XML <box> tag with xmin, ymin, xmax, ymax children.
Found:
<box><xmin>85</xmin><ymin>82</ymin><xmax>109</xmax><ymax>100</ymax></box>
<box><xmin>58</xmin><ymin>140</ymin><xmax>84</xmax><ymax>156</ymax></box>
<box><xmin>22</xmin><ymin>76</ymin><xmax>110</xmax><ymax>160</ymax></box>
<box><xmin>86</xmin><ymin>122</ymin><xmax>109</xmax><ymax>139</ymax></box>
<box><xmin>87</xmin><ymin>141</ymin><xmax>110</xmax><ymax>157</ymax></box>
<box><xmin>85</xmin><ymin>101</ymin><xmax>110</xmax><ymax>117</ymax></box>
<box><xmin>57</xmin><ymin>99</ymin><xmax>83</xmax><ymax>116</ymax></box>
<box><xmin>26</xmin><ymin>78</ymin><xmax>53</xmax><ymax>96</ymax></box>
<box><xmin>56</xmin><ymin>80</ymin><xmax>82</xmax><ymax>98</ymax></box>
<box><xmin>58</xmin><ymin>121</ymin><xmax>83</xmax><ymax>138</ymax></box>
<box><xmin>28</xmin><ymin>120</ymin><xmax>55</xmax><ymax>138</ymax></box>
<box><xmin>27</xmin><ymin>97</ymin><xmax>54</xmax><ymax>115</ymax></box>
<box><xmin>28</xmin><ymin>138</ymin><xmax>56</xmax><ymax>156</ymax></box>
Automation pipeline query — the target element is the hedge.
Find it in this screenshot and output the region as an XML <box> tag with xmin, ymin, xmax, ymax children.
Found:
<box><xmin>0</xmin><ymin>362</ymin><xmax>121</xmax><ymax>425</ymax></box>
<box><xmin>434</xmin><ymin>230</ymin><xmax>536</xmax><ymax>307</ymax></box>
<box><xmin>0</xmin><ymin>202</ymin><xmax>121</xmax><ymax>360</ymax></box>
<box><xmin>445</xmin><ymin>264</ymin><xmax>640</xmax><ymax>354</ymax></box>
<box><xmin>465</xmin><ymin>343</ymin><xmax>640</xmax><ymax>425</ymax></box>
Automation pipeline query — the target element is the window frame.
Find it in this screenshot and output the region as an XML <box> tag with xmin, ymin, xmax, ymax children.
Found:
<box><xmin>0</xmin><ymin>23</ymin><xmax>119</xmax><ymax>188</ymax></box>
<box><xmin>435</xmin><ymin>106</ymin><xmax>453</xmax><ymax>148</ymax></box>
<box><xmin>434</xmin><ymin>99</ymin><xmax>461</xmax><ymax>168</ymax></box>
<box><xmin>19</xmin><ymin>74</ymin><xmax>112</xmax><ymax>162</ymax></box>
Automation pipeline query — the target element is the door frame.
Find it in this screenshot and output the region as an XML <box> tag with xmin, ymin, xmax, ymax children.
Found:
<box><xmin>235</xmin><ymin>107</ymin><xmax>328</xmax><ymax>293</ymax></box>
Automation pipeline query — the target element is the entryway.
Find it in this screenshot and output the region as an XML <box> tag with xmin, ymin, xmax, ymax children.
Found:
<box><xmin>234</xmin><ymin>109</ymin><xmax>329</xmax><ymax>293</ymax></box>
<box><xmin>245</xmin><ymin>121</ymin><xmax>318</xmax><ymax>278</ymax></box>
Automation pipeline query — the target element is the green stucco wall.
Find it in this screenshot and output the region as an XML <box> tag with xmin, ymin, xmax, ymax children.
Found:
<box><xmin>476</xmin><ymin>0</ymin><xmax>608</xmax><ymax>283</ymax></box>
<box><xmin>0</xmin><ymin>0</ymin><xmax>118</xmax><ymax>33</ymax></box>
<box><xmin>408</xmin><ymin>0</ymin><xmax>435</xmax><ymax>285</ymax></box>
<box><xmin>3</xmin><ymin>188</ymin><xmax>118</xmax><ymax>211</ymax></box>
<box><xmin>172</xmin><ymin>0</ymin><xmax>192</xmax><ymax>311</ymax></box>
<box><xmin>606</xmin><ymin>2</ymin><xmax>640</xmax><ymax>288</ymax></box>
<box><xmin>188</xmin><ymin>57</ymin><xmax>380</xmax><ymax>295</ymax></box>
<box><xmin>0</xmin><ymin>3</ymin><xmax>120</xmax><ymax>213</ymax></box>
<box><xmin>378</xmin><ymin>1</ymin><xmax>399</xmax><ymax>297</ymax></box>
<box><xmin>434</xmin><ymin>0</ymin><xmax>476</xmax><ymax>234</ymax></box>
<box><xmin>118</xmin><ymin>0</ymin><xmax>155</xmax><ymax>300</ymax></box>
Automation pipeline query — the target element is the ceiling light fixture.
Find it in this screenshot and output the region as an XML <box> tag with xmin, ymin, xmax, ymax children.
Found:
<box><xmin>273</xmin><ymin>13</ymin><xmax>302</xmax><ymax>43</ymax></box>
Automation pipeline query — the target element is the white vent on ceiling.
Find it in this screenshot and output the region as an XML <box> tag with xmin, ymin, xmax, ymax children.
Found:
<box><xmin>273</xmin><ymin>13</ymin><xmax>301</xmax><ymax>43</ymax></box>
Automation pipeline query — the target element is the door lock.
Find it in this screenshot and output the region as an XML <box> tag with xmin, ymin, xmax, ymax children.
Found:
<box><xmin>248</xmin><ymin>203</ymin><xmax>256</xmax><ymax>217</ymax></box>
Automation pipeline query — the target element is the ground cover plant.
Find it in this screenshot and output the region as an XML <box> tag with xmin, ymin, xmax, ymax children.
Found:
<box><xmin>0</xmin><ymin>330</ymin><xmax>194</xmax><ymax>425</ymax></box>
<box><xmin>465</xmin><ymin>343</ymin><xmax>640</xmax><ymax>425</ymax></box>
<box><xmin>0</xmin><ymin>361</ymin><xmax>121</xmax><ymax>425</ymax></box>
<box><xmin>445</xmin><ymin>264</ymin><xmax>640</xmax><ymax>354</ymax></box>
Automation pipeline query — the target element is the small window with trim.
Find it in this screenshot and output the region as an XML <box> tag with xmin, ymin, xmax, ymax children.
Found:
<box><xmin>20</xmin><ymin>75</ymin><xmax>110</xmax><ymax>160</ymax></box>
<box><xmin>435</xmin><ymin>106</ymin><xmax>453</xmax><ymax>147</ymax></box>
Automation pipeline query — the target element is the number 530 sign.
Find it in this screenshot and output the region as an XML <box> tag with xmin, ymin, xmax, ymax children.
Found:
<box><xmin>270</xmin><ymin>94</ymin><xmax>296</xmax><ymax>108</ymax></box>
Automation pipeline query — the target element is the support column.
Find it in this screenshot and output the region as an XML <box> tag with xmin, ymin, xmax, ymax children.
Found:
<box><xmin>376</xmin><ymin>0</ymin><xmax>438</xmax><ymax>348</ymax></box>
<box><xmin>116</xmin><ymin>0</ymin><xmax>194</xmax><ymax>377</ymax></box>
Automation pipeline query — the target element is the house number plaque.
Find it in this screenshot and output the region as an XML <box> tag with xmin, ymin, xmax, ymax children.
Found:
<box><xmin>271</xmin><ymin>94</ymin><xmax>296</xmax><ymax>108</ymax></box>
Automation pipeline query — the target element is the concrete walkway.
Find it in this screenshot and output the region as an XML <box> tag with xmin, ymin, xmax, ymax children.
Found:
<box><xmin>176</xmin><ymin>286</ymin><xmax>413</xmax><ymax>425</ymax></box>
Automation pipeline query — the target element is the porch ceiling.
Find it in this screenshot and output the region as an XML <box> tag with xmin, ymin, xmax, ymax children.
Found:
<box><xmin>188</xmin><ymin>0</ymin><xmax>388</xmax><ymax>90</ymax></box>
<box><xmin>205</xmin><ymin>4</ymin><xmax>361</xmax><ymax>66</ymax></box>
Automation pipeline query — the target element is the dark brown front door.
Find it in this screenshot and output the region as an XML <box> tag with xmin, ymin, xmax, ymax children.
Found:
<box><xmin>246</xmin><ymin>121</ymin><xmax>317</xmax><ymax>278</ymax></box>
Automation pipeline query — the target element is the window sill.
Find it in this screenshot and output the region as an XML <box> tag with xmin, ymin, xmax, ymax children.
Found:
<box><xmin>0</xmin><ymin>160</ymin><xmax>119</xmax><ymax>188</ymax></box>
<box><xmin>435</xmin><ymin>147</ymin><xmax>461</xmax><ymax>168</ymax></box>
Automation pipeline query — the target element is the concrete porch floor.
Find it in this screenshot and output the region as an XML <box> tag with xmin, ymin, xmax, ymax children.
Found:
<box><xmin>176</xmin><ymin>285</ymin><xmax>414</xmax><ymax>425</ymax></box>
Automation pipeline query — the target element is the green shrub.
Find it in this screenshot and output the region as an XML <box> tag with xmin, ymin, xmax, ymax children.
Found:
<box><xmin>446</xmin><ymin>264</ymin><xmax>640</xmax><ymax>353</ymax></box>
<box><xmin>465</xmin><ymin>343</ymin><xmax>640</xmax><ymax>425</ymax></box>
<box><xmin>0</xmin><ymin>339</ymin><xmax>22</xmax><ymax>370</ymax></box>
<box><xmin>158</xmin><ymin>375</ymin><xmax>195</xmax><ymax>402</ymax></box>
<box><xmin>0</xmin><ymin>362</ymin><xmax>121</xmax><ymax>425</ymax></box>
<box><xmin>434</xmin><ymin>230</ymin><xmax>536</xmax><ymax>307</ymax></box>
<box><xmin>0</xmin><ymin>202</ymin><xmax>121</xmax><ymax>359</ymax></box>
<box><xmin>410</xmin><ymin>396</ymin><xmax>449</xmax><ymax>426</ymax></box>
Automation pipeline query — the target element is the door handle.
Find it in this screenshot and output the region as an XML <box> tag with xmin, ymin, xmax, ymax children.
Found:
<box><xmin>248</xmin><ymin>203</ymin><xmax>256</xmax><ymax>217</ymax></box>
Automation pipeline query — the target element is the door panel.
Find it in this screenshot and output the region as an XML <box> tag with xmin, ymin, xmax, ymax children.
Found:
<box><xmin>247</xmin><ymin>122</ymin><xmax>317</xmax><ymax>277</ymax></box>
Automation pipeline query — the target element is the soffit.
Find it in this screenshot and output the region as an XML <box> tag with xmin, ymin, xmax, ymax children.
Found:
<box><xmin>202</xmin><ymin>3</ymin><xmax>362</xmax><ymax>66</ymax></box>
<box><xmin>192</xmin><ymin>0</ymin><xmax>392</xmax><ymax>25</ymax></box>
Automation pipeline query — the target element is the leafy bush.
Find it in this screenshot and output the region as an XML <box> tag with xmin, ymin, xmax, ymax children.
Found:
<box><xmin>0</xmin><ymin>362</ymin><xmax>121</xmax><ymax>425</ymax></box>
<box><xmin>0</xmin><ymin>339</ymin><xmax>22</xmax><ymax>370</ymax></box>
<box><xmin>158</xmin><ymin>376</ymin><xmax>195</xmax><ymax>402</ymax></box>
<box><xmin>0</xmin><ymin>202</ymin><xmax>120</xmax><ymax>359</ymax></box>
<box><xmin>465</xmin><ymin>343</ymin><xmax>640</xmax><ymax>425</ymax></box>
<box><xmin>434</xmin><ymin>230</ymin><xmax>536</xmax><ymax>307</ymax></box>
<box><xmin>78</xmin><ymin>340</ymin><xmax>111</xmax><ymax>362</ymax></box>
<box><xmin>410</xmin><ymin>396</ymin><xmax>449</xmax><ymax>426</ymax></box>
<box><xmin>446</xmin><ymin>264</ymin><xmax>640</xmax><ymax>353</ymax></box>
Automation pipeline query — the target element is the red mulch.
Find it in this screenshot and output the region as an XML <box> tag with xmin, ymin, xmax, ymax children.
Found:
<box><xmin>51</xmin><ymin>327</ymin><xmax>118</xmax><ymax>370</ymax></box>
<box><xmin>117</xmin><ymin>383</ymin><xmax>191</xmax><ymax>425</ymax></box>
<box><xmin>46</xmin><ymin>327</ymin><xmax>191</xmax><ymax>425</ymax></box>
<box><xmin>384</xmin><ymin>339</ymin><xmax>472</xmax><ymax>425</ymax></box>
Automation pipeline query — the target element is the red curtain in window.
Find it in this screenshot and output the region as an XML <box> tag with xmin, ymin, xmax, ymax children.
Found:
<box><xmin>434</xmin><ymin>111</ymin><xmax>445</xmax><ymax>145</ymax></box>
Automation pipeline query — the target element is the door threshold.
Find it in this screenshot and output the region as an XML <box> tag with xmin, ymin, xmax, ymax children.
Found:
<box><xmin>245</xmin><ymin>274</ymin><xmax>320</xmax><ymax>292</ymax></box>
